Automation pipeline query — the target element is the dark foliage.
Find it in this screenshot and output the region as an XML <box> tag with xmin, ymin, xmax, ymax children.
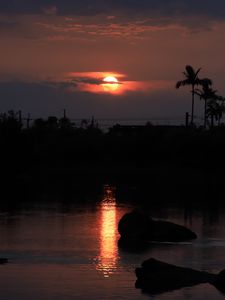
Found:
<box><xmin>1</xmin><ymin>111</ymin><xmax>225</xmax><ymax>204</ymax></box>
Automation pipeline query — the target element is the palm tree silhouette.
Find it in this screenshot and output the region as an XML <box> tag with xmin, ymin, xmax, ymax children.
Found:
<box><xmin>216</xmin><ymin>100</ymin><xmax>225</xmax><ymax>126</ymax></box>
<box><xmin>207</xmin><ymin>97</ymin><xmax>225</xmax><ymax>127</ymax></box>
<box><xmin>176</xmin><ymin>65</ymin><xmax>212</xmax><ymax>126</ymax></box>
<box><xmin>195</xmin><ymin>83</ymin><xmax>218</xmax><ymax>129</ymax></box>
<box><xmin>218</xmin><ymin>98</ymin><xmax>225</xmax><ymax>126</ymax></box>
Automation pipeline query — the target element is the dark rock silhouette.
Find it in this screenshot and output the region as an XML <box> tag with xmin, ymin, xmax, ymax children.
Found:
<box><xmin>135</xmin><ymin>258</ymin><xmax>225</xmax><ymax>295</ymax></box>
<box><xmin>118</xmin><ymin>211</ymin><xmax>197</xmax><ymax>244</ymax></box>
<box><xmin>0</xmin><ymin>258</ymin><xmax>8</xmax><ymax>264</ymax></box>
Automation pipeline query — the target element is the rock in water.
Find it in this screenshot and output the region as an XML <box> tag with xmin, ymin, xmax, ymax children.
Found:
<box><xmin>135</xmin><ymin>258</ymin><xmax>225</xmax><ymax>295</ymax></box>
<box><xmin>0</xmin><ymin>258</ymin><xmax>8</xmax><ymax>264</ymax></box>
<box><xmin>118</xmin><ymin>211</ymin><xmax>197</xmax><ymax>243</ymax></box>
<box><xmin>118</xmin><ymin>210</ymin><xmax>154</xmax><ymax>240</ymax></box>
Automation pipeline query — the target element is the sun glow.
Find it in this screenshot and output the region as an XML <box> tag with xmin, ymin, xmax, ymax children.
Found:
<box><xmin>67</xmin><ymin>71</ymin><xmax>160</xmax><ymax>95</ymax></box>
<box><xmin>102</xmin><ymin>76</ymin><xmax>119</xmax><ymax>92</ymax></box>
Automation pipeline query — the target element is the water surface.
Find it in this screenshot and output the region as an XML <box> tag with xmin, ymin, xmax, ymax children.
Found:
<box><xmin>0</xmin><ymin>185</ymin><xmax>225</xmax><ymax>299</ymax></box>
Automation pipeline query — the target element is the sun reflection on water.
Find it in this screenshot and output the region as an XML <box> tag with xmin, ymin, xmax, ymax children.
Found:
<box><xmin>95</xmin><ymin>185</ymin><xmax>118</xmax><ymax>278</ymax></box>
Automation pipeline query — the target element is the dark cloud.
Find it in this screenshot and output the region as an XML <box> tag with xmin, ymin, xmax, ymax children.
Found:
<box><xmin>44</xmin><ymin>80</ymin><xmax>77</xmax><ymax>90</ymax></box>
<box><xmin>72</xmin><ymin>77</ymin><xmax>104</xmax><ymax>85</ymax></box>
<box><xmin>70</xmin><ymin>77</ymin><xmax>122</xmax><ymax>85</ymax></box>
<box><xmin>42</xmin><ymin>77</ymin><xmax>107</xmax><ymax>91</ymax></box>
<box><xmin>0</xmin><ymin>0</ymin><xmax>225</xmax><ymax>21</ymax></box>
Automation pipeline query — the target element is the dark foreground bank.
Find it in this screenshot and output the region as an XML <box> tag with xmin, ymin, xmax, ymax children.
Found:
<box><xmin>1</xmin><ymin>116</ymin><xmax>225</xmax><ymax>205</ymax></box>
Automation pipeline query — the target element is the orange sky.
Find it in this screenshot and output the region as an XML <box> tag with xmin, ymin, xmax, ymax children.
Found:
<box><xmin>1</xmin><ymin>2</ymin><xmax>225</xmax><ymax>120</ymax></box>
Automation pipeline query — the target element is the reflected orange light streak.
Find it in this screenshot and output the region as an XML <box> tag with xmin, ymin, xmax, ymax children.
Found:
<box><xmin>96</xmin><ymin>185</ymin><xmax>118</xmax><ymax>278</ymax></box>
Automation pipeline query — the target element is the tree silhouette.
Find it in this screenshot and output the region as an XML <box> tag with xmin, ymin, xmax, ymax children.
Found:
<box><xmin>195</xmin><ymin>83</ymin><xmax>219</xmax><ymax>129</ymax></box>
<box><xmin>207</xmin><ymin>97</ymin><xmax>225</xmax><ymax>127</ymax></box>
<box><xmin>217</xmin><ymin>98</ymin><xmax>225</xmax><ymax>126</ymax></box>
<box><xmin>0</xmin><ymin>110</ymin><xmax>22</xmax><ymax>135</ymax></box>
<box><xmin>176</xmin><ymin>65</ymin><xmax>212</xmax><ymax>126</ymax></box>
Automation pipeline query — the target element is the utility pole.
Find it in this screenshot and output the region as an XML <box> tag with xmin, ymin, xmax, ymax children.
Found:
<box><xmin>18</xmin><ymin>110</ymin><xmax>22</xmax><ymax>125</ymax></box>
<box><xmin>26</xmin><ymin>113</ymin><xmax>31</xmax><ymax>129</ymax></box>
<box><xmin>185</xmin><ymin>112</ymin><xmax>189</xmax><ymax>128</ymax></box>
<box><xmin>91</xmin><ymin>116</ymin><xmax>95</xmax><ymax>127</ymax></box>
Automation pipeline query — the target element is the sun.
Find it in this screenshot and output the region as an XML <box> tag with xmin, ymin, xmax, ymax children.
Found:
<box><xmin>102</xmin><ymin>76</ymin><xmax>119</xmax><ymax>92</ymax></box>
<box><xmin>103</xmin><ymin>76</ymin><xmax>118</xmax><ymax>83</ymax></box>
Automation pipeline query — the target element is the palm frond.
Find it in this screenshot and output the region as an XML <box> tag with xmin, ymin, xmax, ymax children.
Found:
<box><xmin>195</xmin><ymin>77</ymin><xmax>212</xmax><ymax>87</ymax></box>
<box><xmin>201</xmin><ymin>78</ymin><xmax>212</xmax><ymax>86</ymax></box>
<box><xmin>194</xmin><ymin>68</ymin><xmax>201</xmax><ymax>79</ymax></box>
<box><xmin>185</xmin><ymin>65</ymin><xmax>197</xmax><ymax>79</ymax></box>
<box><xmin>176</xmin><ymin>79</ymin><xmax>190</xmax><ymax>89</ymax></box>
<box><xmin>218</xmin><ymin>96</ymin><xmax>225</xmax><ymax>102</ymax></box>
<box><xmin>194</xmin><ymin>90</ymin><xmax>203</xmax><ymax>98</ymax></box>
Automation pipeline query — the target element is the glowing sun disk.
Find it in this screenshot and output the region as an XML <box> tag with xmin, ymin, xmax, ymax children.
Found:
<box><xmin>103</xmin><ymin>76</ymin><xmax>118</xmax><ymax>83</ymax></box>
<box><xmin>102</xmin><ymin>76</ymin><xmax>119</xmax><ymax>92</ymax></box>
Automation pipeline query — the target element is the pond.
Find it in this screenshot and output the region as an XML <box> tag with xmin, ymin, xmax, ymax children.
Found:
<box><xmin>0</xmin><ymin>185</ymin><xmax>225</xmax><ymax>299</ymax></box>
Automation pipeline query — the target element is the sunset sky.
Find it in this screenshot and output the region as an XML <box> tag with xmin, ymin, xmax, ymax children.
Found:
<box><xmin>1</xmin><ymin>0</ymin><xmax>225</xmax><ymax>121</ymax></box>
